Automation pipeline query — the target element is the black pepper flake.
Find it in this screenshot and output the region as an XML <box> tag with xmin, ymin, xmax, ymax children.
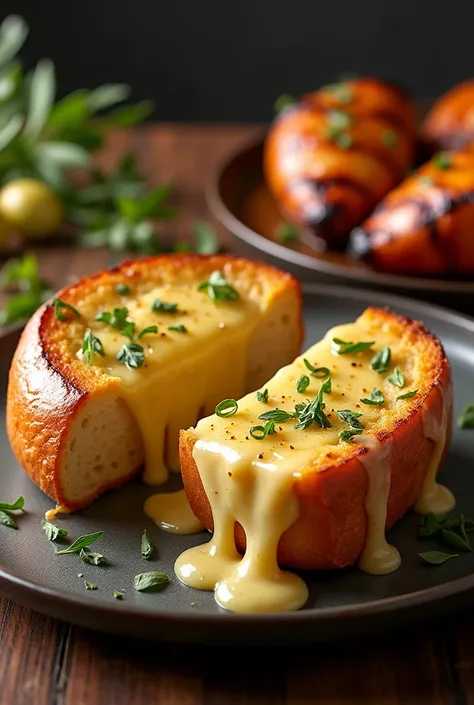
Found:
<box><xmin>160</xmin><ymin>333</ymin><xmax>167</xmax><ymax>338</ymax></box>
<box><xmin>245</xmin><ymin>436</ymin><xmax>249</xmax><ymax>440</ymax></box>
<box><xmin>230</xmin><ymin>435</ymin><xmax>236</xmax><ymax>440</ymax></box>
<box><xmin>341</xmin><ymin>392</ymin><xmax>345</xmax><ymax>396</ymax></box>
<box><xmin>279</xmin><ymin>426</ymin><xmax>283</xmax><ymax>431</ymax></box>
<box><xmin>228</xmin><ymin>472</ymin><xmax>232</xmax><ymax>477</ymax></box>
<box><xmin>290</xmin><ymin>445</ymin><xmax>294</xmax><ymax>449</ymax></box>
<box><xmin>258</xmin><ymin>453</ymin><xmax>264</xmax><ymax>459</ymax></box>
<box><xmin>362</xmin><ymin>388</ymin><xmax>368</xmax><ymax>393</ymax></box>
<box><xmin>351</xmin><ymin>362</ymin><xmax>357</xmax><ymax>367</ymax></box>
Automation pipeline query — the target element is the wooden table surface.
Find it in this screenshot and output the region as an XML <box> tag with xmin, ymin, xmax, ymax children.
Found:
<box><xmin>1</xmin><ymin>124</ymin><xmax>474</xmax><ymax>705</ymax></box>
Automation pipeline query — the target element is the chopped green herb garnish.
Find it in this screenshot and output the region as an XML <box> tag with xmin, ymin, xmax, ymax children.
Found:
<box><xmin>294</xmin><ymin>378</ymin><xmax>332</xmax><ymax>430</ymax></box>
<box><xmin>256</xmin><ymin>388</ymin><xmax>269</xmax><ymax>404</ymax></box>
<box><xmin>441</xmin><ymin>528</ymin><xmax>472</xmax><ymax>552</ymax></box>
<box><xmin>95</xmin><ymin>306</ymin><xmax>129</xmax><ymax>330</ymax></box>
<box><xmin>258</xmin><ymin>408</ymin><xmax>295</xmax><ymax>423</ymax></box>
<box><xmin>168</xmin><ymin>324</ymin><xmax>188</xmax><ymax>333</ymax></box>
<box><xmin>151</xmin><ymin>298</ymin><xmax>179</xmax><ymax>313</ymax></box>
<box><xmin>397</xmin><ymin>389</ymin><xmax>418</xmax><ymax>400</ymax></box>
<box><xmin>303</xmin><ymin>360</ymin><xmax>330</xmax><ymax>378</ymax></box>
<box><xmin>249</xmin><ymin>420</ymin><xmax>277</xmax><ymax>440</ymax></box>
<box><xmin>296</xmin><ymin>375</ymin><xmax>310</xmax><ymax>394</ymax></box>
<box><xmin>323</xmin><ymin>82</ymin><xmax>353</xmax><ymax>104</ymax></box>
<box><xmin>387</xmin><ymin>367</ymin><xmax>404</xmax><ymax>388</ymax></box>
<box><xmin>274</xmin><ymin>94</ymin><xmax>295</xmax><ymax>112</ymax></box>
<box><xmin>381</xmin><ymin>129</ymin><xmax>397</xmax><ymax>148</ymax></box>
<box><xmin>275</xmin><ymin>221</ymin><xmax>300</xmax><ymax>244</ymax></box>
<box><xmin>81</xmin><ymin>329</ymin><xmax>105</xmax><ymax>364</ymax></box>
<box><xmin>137</xmin><ymin>325</ymin><xmax>158</xmax><ymax>339</ymax></box>
<box><xmin>113</xmin><ymin>591</ymin><xmax>124</xmax><ymax>599</ymax></box>
<box><xmin>457</xmin><ymin>404</ymin><xmax>474</xmax><ymax>429</ymax></box>
<box><xmin>370</xmin><ymin>347</ymin><xmax>391</xmax><ymax>374</ymax></box>
<box><xmin>53</xmin><ymin>298</ymin><xmax>80</xmax><ymax>321</ymax></box>
<box><xmin>419</xmin><ymin>175</ymin><xmax>434</xmax><ymax>186</ymax></box>
<box><xmin>115</xmin><ymin>283</ymin><xmax>130</xmax><ymax>295</ymax></box>
<box><xmin>79</xmin><ymin>547</ymin><xmax>107</xmax><ymax>566</ymax></box>
<box><xmin>84</xmin><ymin>580</ymin><xmax>98</xmax><ymax>590</ymax></box>
<box><xmin>197</xmin><ymin>270</ymin><xmax>239</xmax><ymax>304</ymax></box>
<box><xmin>0</xmin><ymin>510</ymin><xmax>17</xmax><ymax>529</ymax></box>
<box><xmin>215</xmin><ymin>399</ymin><xmax>238</xmax><ymax>417</ymax></box>
<box><xmin>335</xmin><ymin>132</ymin><xmax>352</xmax><ymax>149</ymax></box>
<box><xmin>360</xmin><ymin>388</ymin><xmax>384</xmax><ymax>406</ymax></box>
<box><xmin>332</xmin><ymin>338</ymin><xmax>374</xmax><ymax>355</ymax></box>
<box><xmin>56</xmin><ymin>530</ymin><xmax>104</xmax><ymax>555</ymax></box>
<box><xmin>420</xmin><ymin>551</ymin><xmax>458</xmax><ymax>565</ymax></box>
<box><xmin>41</xmin><ymin>519</ymin><xmax>68</xmax><ymax>542</ymax></box>
<box><xmin>337</xmin><ymin>409</ymin><xmax>364</xmax><ymax>442</ymax></box>
<box><xmin>141</xmin><ymin>529</ymin><xmax>154</xmax><ymax>560</ymax></box>
<box><xmin>134</xmin><ymin>571</ymin><xmax>169</xmax><ymax>592</ymax></box>
<box><xmin>327</xmin><ymin>110</ymin><xmax>353</xmax><ymax>131</ymax></box>
<box><xmin>117</xmin><ymin>342</ymin><xmax>145</xmax><ymax>369</ymax></box>
<box><xmin>0</xmin><ymin>496</ymin><xmax>24</xmax><ymax>511</ymax></box>
<box><xmin>433</xmin><ymin>152</ymin><xmax>451</xmax><ymax>170</ymax></box>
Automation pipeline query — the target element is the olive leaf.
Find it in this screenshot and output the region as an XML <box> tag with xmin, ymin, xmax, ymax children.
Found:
<box><xmin>0</xmin><ymin>15</ymin><xmax>28</xmax><ymax>67</ymax></box>
<box><xmin>24</xmin><ymin>58</ymin><xmax>56</xmax><ymax>139</ymax></box>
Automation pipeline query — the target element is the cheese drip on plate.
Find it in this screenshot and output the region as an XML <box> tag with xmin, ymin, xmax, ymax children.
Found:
<box><xmin>175</xmin><ymin>319</ymin><xmax>451</xmax><ymax>613</ymax></box>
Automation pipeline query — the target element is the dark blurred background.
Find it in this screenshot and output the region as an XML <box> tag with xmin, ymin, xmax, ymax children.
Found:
<box><xmin>2</xmin><ymin>0</ymin><xmax>473</xmax><ymax>121</ymax></box>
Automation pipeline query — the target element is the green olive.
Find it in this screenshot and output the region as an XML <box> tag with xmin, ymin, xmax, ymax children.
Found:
<box><xmin>0</xmin><ymin>178</ymin><xmax>63</xmax><ymax>237</ymax></box>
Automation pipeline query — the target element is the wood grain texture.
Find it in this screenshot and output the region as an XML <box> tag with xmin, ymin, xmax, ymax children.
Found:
<box><xmin>0</xmin><ymin>124</ymin><xmax>472</xmax><ymax>705</ymax></box>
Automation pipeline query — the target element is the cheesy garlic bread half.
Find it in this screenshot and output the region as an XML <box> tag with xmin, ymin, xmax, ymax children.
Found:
<box><xmin>178</xmin><ymin>307</ymin><xmax>453</xmax><ymax>613</ymax></box>
<box><xmin>7</xmin><ymin>254</ymin><xmax>302</xmax><ymax>512</ymax></box>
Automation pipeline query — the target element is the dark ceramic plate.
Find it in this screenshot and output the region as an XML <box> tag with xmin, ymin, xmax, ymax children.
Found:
<box><xmin>1</xmin><ymin>284</ymin><xmax>474</xmax><ymax>645</ymax></box>
<box><xmin>207</xmin><ymin>139</ymin><xmax>474</xmax><ymax>314</ymax></box>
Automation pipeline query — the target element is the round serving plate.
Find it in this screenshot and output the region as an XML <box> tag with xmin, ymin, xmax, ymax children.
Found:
<box><xmin>207</xmin><ymin>138</ymin><xmax>474</xmax><ymax>314</ymax></box>
<box><xmin>0</xmin><ymin>284</ymin><xmax>474</xmax><ymax>645</ymax></box>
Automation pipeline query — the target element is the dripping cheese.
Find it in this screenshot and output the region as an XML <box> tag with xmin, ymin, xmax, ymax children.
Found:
<box><xmin>178</xmin><ymin>306</ymin><xmax>453</xmax><ymax>613</ymax></box>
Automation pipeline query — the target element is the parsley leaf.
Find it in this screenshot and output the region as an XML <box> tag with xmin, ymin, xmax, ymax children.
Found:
<box><xmin>258</xmin><ymin>408</ymin><xmax>295</xmax><ymax>423</ymax></box>
<box><xmin>332</xmin><ymin>338</ymin><xmax>374</xmax><ymax>355</ymax></box>
<box><xmin>56</xmin><ymin>530</ymin><xmax>104</xmax><ymax>554</ymax></box>
<box><xmin>81</xmin><ymin>329</ymin><xmax>104</xmax><ymax>363</ymax></box>
<box><xmin>0</xmin><ymin>496</ymin><xmax>24</xmax><ymax>511</ymax></box>
<box><xmin>53</xmin><ymin>298</ymin><xmax>80</xmax><ymax>321</ymax></box>
<box><xmin>151</xmin><ymin>299</ymin><xmax>178</xmax><ymax>314</ymax></box>
<box><xmin>387</xmin><ymin>367</ymin><xmax>404</xmax><ymax>388</ymax></box>
<box><xmin>141</xmin><ymin>529</ymin><xmax>154</xmax><ymax>560</ymax></box>
<box><xmin>256</xmin><ymin>388</ymin><xmax>269</xmax><ymax>403</ymax></box>
<box><xmin>168</xmin><ymin>324</ymin><xmax>187</xmax><ymax>333</ymax></box>
<box><xmin>370</xmin><ymin>347</ymin><xmax>391</xmax><ymax>374</ymax></box>
<box><xmin>420</xmin><ymin>551</ymin><xmax>458</xmax><ymax>565</ymax></box>
<box><xmin>41</xmin><ymin>519</ymin><xmax>68</xmax><ymax>541</ymax></box>
<box><xmin>397</xmin><ymin>389</ymin><xmax>418</xmax><ymax>400</ymax></box>
<box><xmin>84</xmin><ymin>580</ymin><xmax>98</xmax><ymax>590</ymax></box>
<box><xmin>337</xmin><ymin>409</ymin><xmax>364</xmax><ymax>442</ymax></box>
<box><xmin>134</xmin><ymin>571</ymin><xmax>169</xmax><ymax>592</ymax></box>
<box><xmin>433</xmin><ymin>152</ymin><xmax>451</xmax><ymax>170</ymax></box>
<box><xmin>137</xmin><ymin>325</ymin><xmax>158</xmax><ymax>339</ymax></box>
<box><xmin>360</xmin><ymin>388</ymin><xmax>384</xmax><ymax>406</ymax></box>
<box><xmin>115</xmin><ymin>283</ymin><xmax>130</xmax><ymax>295</ymax></box>
<box><xmin>116</xmin><ymin>342</ymin><xmax>145</xmax><ymax>369</ymax></box>
<box><xmin>294</xmin><ymin>378</ymin><xmax>332</xmax><ymax>430</ymax></box>
<box><xmin>79</xmin><ymin>547</ymin><xmax>107</xmax><ymax>566</ymax></box>
<box><xmin>296</xmin><ymin>375</ymin><xmax>310</xmax><ymax>393</ymax></box>
<box><xmin>197</xmin><ymin>271</ymin><xmax>239</xmax><ymax>304</ymax></box>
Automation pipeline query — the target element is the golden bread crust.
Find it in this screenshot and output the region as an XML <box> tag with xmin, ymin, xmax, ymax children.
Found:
<box><xmin>180</xmin><ymin>306</ymin><xmax>452</xmax><ymax>570</ymax></box>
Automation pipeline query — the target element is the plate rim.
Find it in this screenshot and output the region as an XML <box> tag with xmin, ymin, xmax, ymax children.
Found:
<box><xmin>207</xmin><ymin>137</ymin><xmax>474</xmax><ymax>295</ymax></box>
<box><xmin>1</xmin><ymin>282</ymin><xmax>474</xmax><ymax>635</ymax></box>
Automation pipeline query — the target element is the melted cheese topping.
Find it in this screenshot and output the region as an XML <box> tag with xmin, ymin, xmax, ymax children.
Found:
<box><xmin>74</xmin><ymin>284</ymin><xmax>262</xmax><ymax>485</ymax></box>
<box><xmin>414</xmin><ymin>382</ymin><xmax>456</xmax><ymax>515</ymax></box>
<box><xmin>144</xmin><ymin>489</ymin><xmax>204</xmax><ymax>534</ymax></box>
<box><xmin>175</xmin><ymin>318</ymin><xmax>435</xmax><ymax>613</ymax></box>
